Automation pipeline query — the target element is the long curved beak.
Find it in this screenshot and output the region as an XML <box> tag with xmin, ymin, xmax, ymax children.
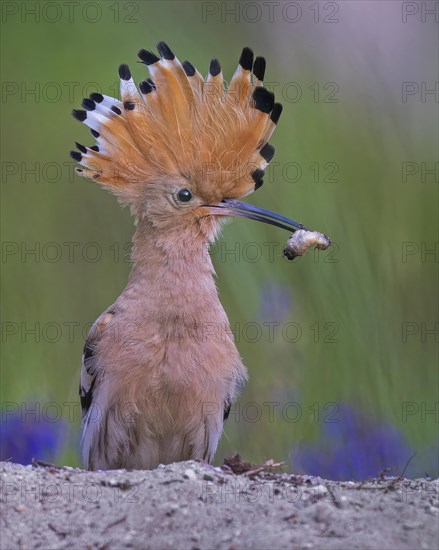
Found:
<box><xmin>207</xmin><ymin>199</ymin><xmax>310</xmax><ymax>233</ymax></box>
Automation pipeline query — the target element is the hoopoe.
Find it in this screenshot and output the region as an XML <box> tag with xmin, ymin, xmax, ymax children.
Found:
<box><xmin>71</xmin><ymin>42</ymin><xmax>326</xmax><ymax>470</ymax></box>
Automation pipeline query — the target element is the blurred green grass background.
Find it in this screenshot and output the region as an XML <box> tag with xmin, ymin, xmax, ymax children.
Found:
<box><xmin>1</xmin><ymin>1</ymin><xmax>437</xmax><ymax>476</ymax></box>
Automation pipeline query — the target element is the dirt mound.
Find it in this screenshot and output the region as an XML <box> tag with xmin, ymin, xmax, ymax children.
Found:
<box><xmin>0</xmin><ymin>460</ymin><xmax>437</xmax><ymax>549</ymax></box>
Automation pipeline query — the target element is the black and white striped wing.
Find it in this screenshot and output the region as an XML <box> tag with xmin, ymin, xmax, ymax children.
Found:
<box><xmin>79</xmin><ymin>309</ymin><xmax>115</xmax><ymax>419</ymax></box>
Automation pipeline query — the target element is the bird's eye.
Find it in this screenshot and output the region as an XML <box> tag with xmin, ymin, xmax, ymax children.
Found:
<box><xmin>176</xmin><ymin>188</ymin><xmax>193</xmax><ymax>203</ymax></box>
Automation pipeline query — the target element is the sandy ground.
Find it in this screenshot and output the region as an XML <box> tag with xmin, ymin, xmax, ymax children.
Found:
<box><xmin>0</xmin><ymin>459</ymin><xmax>438</xmax><ymax>550</ymax></box>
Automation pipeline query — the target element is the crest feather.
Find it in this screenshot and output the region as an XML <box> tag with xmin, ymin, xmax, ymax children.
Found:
<box><xmin>71</xmin><ymin>43</ymin><xmax>282</xmax><ymax>206</ymax></box>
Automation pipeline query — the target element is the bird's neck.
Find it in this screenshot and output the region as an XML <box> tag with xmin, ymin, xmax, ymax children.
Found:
<box><xmin>120</xmin><ymin>217</ymin><xmax>226</xmax><ymax>322</ymax></box>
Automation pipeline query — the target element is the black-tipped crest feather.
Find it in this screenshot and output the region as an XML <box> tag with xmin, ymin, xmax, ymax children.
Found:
<box><xmin>72</xmin><ymin>109</ymin><xmax>87</xmax><ymax>122</ymax></box>
<box><xmin>157</xmin><ymin>41</ymin><xmax>175</xmax><ymax>60</ymax></box>
<box><xmin>138</xmin><ymin>49</ymin><xmax>160</xmax><ymax>65</ymax></box>
<box><xmin>252</xmin><ymin>87</ymin><xmax>274</xmax><ymax>113</ymax></box>
<box><xmin>253</xmin><ymin>57</ymin><xmax>266</xmax><ymax>81</ymax></box>
<box><xmin>239</xmin><ymin>47</ymin><xmax>254</xmax><ymax>70</ymax></box>
<box><xmin>118</xmin><ymin>64</ymin><xmax>131</xmax><ymax>81</ymax></box>
<box><xmin>209</xmin><ymin>59</ymin><xmax>221</xmax><ymax>77</ymax></box>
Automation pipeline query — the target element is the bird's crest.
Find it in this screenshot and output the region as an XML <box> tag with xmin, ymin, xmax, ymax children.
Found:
<box><xmin>71</xmin><ymin>42</ymin><xmax>282</xmax><ymax>211</ymax></box>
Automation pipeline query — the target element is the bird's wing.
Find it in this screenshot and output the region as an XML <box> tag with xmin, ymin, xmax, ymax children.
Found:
<box><xmin>223</xmin><ymin>399</ymin><xmax>232</xmax><ymax>422</ymax></box>
<box><xmin>79</xmin><ymin>308</ymin><xmax>116</xmax><ymax>469</ymax></box>
<box><xmin>79</xmin><ymin>309</ymin><xmax>115</xmax><ymax>419</ymax></box>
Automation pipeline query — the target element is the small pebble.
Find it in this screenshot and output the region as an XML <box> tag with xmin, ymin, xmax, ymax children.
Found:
<box><xmin>183</xmin><ymin>469</ymin><xmax>197</xmax><ymax>481</ymax></box>
<box><xmin>310</xmin><ymin>484</ymin><xmax>328</xmax><ymax>496</ymax></box>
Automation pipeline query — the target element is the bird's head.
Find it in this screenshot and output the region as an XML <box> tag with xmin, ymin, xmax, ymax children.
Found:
<box><xmin>71</xmin><ymin>42</ymin><xmax>305</xmax><ymax>241</ymax></box>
